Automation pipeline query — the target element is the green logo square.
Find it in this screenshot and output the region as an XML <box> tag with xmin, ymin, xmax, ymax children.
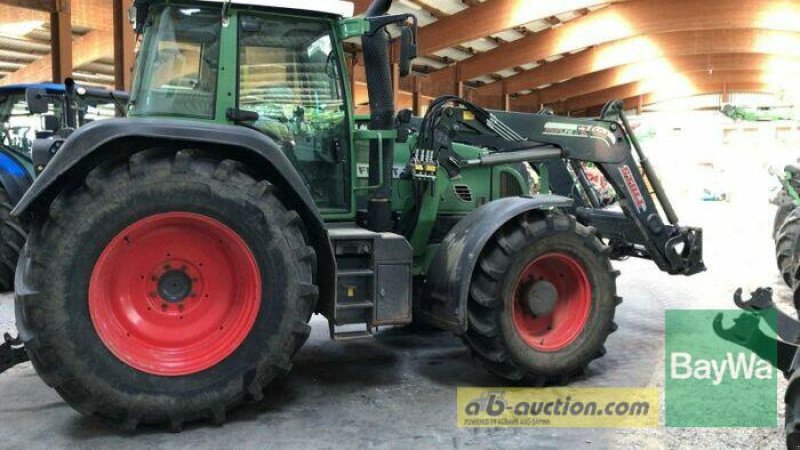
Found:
<box><xmin>665</xmin><ymin>309</ymin><xmax>777</xmax><ymax>427</ymax></box>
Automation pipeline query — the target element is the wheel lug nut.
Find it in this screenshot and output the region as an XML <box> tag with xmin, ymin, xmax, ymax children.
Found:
<box><xmin>163</xmin><ymin>264</ymin><xmax>171</xmax><ymax>270</ymax></box>
<box><xmin>149</xmin><ymin>292</ymin><xmax>157</xmax><ymax>297</ymax></box>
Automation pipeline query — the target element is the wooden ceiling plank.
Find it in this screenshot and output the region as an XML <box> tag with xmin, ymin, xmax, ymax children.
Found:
<box><xmin>0</xmin><ymin>29</ymin><xmax>112</xmax><ymax>85</ymax></box>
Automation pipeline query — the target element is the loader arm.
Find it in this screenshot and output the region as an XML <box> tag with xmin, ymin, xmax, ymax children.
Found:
<box><xmin>437</xmin><ymin>99</ymin><xmax>704</xmax><ymax>275</ymax></box>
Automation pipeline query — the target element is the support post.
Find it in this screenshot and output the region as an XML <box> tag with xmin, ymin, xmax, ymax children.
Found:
<box><xmin>502</xmin><ymin>81</ymin><xmax>511</xmax><ymax>111</ymax></box>
<box><xmin>113</xmin><ymin>0</ymin><xmax>135</xmax><ymax>91</ymax></box>
<box><xmin>392</xmin><ymin>62</ymin><xmax>400</xmax><ymax>109</ymax></box>
<box><xmin>50</xmin><ymin>0</ymin><xmax>72</xmax><ymax>83</ymax></box>
<box><xmin>412</xmin><ymin>76</ymin><xmax>422</xmax><ymax>116</ymax></box>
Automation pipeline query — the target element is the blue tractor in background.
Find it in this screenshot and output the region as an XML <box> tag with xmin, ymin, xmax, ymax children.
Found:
<box><xmin>0</xmin><ymin>80</ymin><xmax>126</xmax><ymax>290</ymax></box>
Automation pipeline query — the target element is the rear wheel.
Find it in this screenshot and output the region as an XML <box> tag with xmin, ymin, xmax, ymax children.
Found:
<box><xmin>463</xmin><ymin>211</ymin><xmax>620</xmax><ymax>384</ymax></box>
<box><xmin>0</xmin><ymin>185</ymin><xmax>26</xmax><ymax>291</ymax></box>
<box><xmin>776</xmin><ymin>208</ymin><xmax>800</xmax><ymax>286</ymax></box>
<box><xmin>16</xmin><ymin>149</ymin><xmax>318</xmax><ymax>430</ymax></box>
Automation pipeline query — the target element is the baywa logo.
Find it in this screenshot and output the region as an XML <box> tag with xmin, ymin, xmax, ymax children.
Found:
<box><xmin>665</xmin><ymin>310</ymin><xmax>777</xmax><ymax>427</ymax></box>
<box><xmin>669</xmin><ymin>351</ymin><xmax>773</xmax><ymax>386</ymax></box>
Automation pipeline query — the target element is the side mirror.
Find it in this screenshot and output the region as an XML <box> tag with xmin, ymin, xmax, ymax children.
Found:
<box><xmin>127</xmin><ymin>5</ymin><xmax>136</xmax><ymax>26</ymax></box>
<box><xmin>41</xmin><ymin>114</ymin><xmax>59</xmax><ymax>132</ymax></box>
<box><xmin>399</xmin><ymin>22</ymin><xmax>417</xmax><ymax>77</ymax></box>
<box><xmin>25</xmin><ymin>88</ymin><xmax>49</xmax><ymax>114</ymax></box>
<box><xmin>130</xmin><ymin>2</ymin><xmax>151</xmax><ymax>34</ymax></box>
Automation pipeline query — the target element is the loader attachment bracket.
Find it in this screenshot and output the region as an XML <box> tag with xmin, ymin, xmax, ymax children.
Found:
<box><xmin>714</xmin><ymin>287</ymin><xmax>800</xmax><ymax>375</ymax></box>
<box><xmin>665</xmin><ymin>227</ymin><xmax>704</xmax><ymax>275</ymax></box>
<box><xmin>0</xmin><ymin>332</ymin><xmax>28</xmax><ymax>374</ymax></box>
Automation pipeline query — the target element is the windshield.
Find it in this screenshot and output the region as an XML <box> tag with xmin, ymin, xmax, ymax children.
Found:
<box><xmin>129</xmin><ymin>6</ymin><xmax>221</xmax><ymax>119</ymax></box>
<box><xmin>0</xmin><ymin>91</ymin><xmax>118</xmax><ymax>155</ymax></box>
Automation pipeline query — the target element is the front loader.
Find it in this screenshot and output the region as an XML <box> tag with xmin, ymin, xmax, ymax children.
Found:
<box><xmin>2</xmin><ymin>0</ymin><xmax>703</xmax><ymax>429</ymax></box>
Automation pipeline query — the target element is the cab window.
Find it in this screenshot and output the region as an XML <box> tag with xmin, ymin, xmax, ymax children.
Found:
<box><xmin>237</xmin><ymin>14</ymin><xmax>349</xmax><ymax>211</ymax></box>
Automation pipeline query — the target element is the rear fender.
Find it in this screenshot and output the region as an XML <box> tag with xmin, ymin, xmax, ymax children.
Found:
<box><xmin>13</xmin><ymin>118</ymin><xmax>336</xmax><ymax>312</ymax></box>
<box><xmin>421</xmin><ymin>195</ymin><xmax>573</xmax><ymax>333</ymax></box>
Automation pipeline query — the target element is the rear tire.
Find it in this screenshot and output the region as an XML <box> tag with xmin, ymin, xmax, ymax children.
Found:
<box><xmin>785</xmin><ymin>371</ymin><xmax>800</xmax><ymax>448</ymax></box>
<box><xmin>16</xmin><ymin>149</ymin><xmax>318</xmax><ymax>430</ymax></box>
<box><xmin>463</xmin><ymin>211</ymin><xmax>619</xmax><ymax>384</ymax></box>
<box><xmin>776</xmin><ymin>208</ymin><xmax>800</xmax><ymax>286</ymax></box>
<box><xmin>0</xmin><ymin>185</ymin><xmax>25</xmax><ymax>291</ymax></box>
<box><xmin>775</xmin><ymin>201</ymin><xmax>795</xmax><ymax>240</ymax></box>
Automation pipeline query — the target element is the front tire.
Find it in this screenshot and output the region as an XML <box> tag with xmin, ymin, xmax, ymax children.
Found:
<box><xmin>16</xmin><ymin>149</ymin><xmax>318</xmax><ymax>430</ymax></box>
<box><xmin>774</xmin><ymin>201</ymin><xmax>795</xmax><ymax>240</ymax></box>
<box><xmin>776</xmin><ymin>208</ymin><xmax>800</xmax><ymax>286</ymax></box>
<box><xmin>463</xmin><ymin>211</ymin><xmax>620</xmax><ymax>384</ymax></box>
<box><xmin>0</xmin><ymin>185</ymin><xmax>26</xmax><ymax>291</ymax></box>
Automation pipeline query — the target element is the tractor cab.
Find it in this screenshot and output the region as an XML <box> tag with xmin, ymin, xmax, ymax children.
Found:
<box><xmin>128</xmin><ymin>0</ymin><xmax>355</xmax><ymax>211</ymax></box>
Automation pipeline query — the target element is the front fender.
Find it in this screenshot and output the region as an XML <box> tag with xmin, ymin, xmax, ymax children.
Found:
<box><xmin>420</xmin><ymin>195</ymin><xmax>573</xmax><ymax>333</ymax></box>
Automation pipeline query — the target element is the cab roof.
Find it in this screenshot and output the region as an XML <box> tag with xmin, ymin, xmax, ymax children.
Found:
<box><xmin>193</xmin><ymin>0</ymin><xmax>354</xmax><ymax>17</ymax></box>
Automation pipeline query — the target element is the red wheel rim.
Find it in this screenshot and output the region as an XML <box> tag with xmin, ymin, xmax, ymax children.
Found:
<box><xmin>89</xmin><ymin>212</ymin><xmax>261</xmax><ymax>376</ymax></box>
<box><xmin>511</xmin><ymin>252</ymin><xmax>591</xmax><ymax>352</ymax></box>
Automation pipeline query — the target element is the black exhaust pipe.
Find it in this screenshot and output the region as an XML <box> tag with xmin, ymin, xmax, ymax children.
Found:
<box><xmin>362</xmin><ymin>0</ymin><xmax>395</xmax><ymax>232</ymax></box>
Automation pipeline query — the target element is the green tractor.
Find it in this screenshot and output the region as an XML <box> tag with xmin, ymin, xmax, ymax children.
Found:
<box><xmin>772</xmin><ymin>164</ymin><xmax>800</xmax><ymax>311</ymax></box>
<box><xmin>722</xmin><ymin>103</ymin><xmax>797</xmax><ymax>122</ymax></box>
<box><xmin>3</xmin><ymin>0</ymin><xmax>704</xmax><ymax>429</ymax></box>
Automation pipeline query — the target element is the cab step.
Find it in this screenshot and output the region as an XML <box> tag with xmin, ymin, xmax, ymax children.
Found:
<box><xmin>327</xmin><ymin>225</ymin><xmax>413</xmax><ymax>330</ymax></box>
<box><xmin>328</xmin><ymin>323</ymin><xmax>374</xmax><ymax>341</ymax></box>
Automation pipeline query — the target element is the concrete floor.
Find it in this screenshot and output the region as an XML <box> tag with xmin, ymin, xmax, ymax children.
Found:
<box><xmin>0</xmin><ymin>131</ymin><xmax>791</xmax><ymax>448</ymax></box>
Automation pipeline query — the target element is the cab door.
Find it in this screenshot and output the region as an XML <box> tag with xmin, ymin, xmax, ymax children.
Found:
<box><xmin>236</xmin><ymin>12</ymin><xmax>352</xmax><ymax>215</ymax></box>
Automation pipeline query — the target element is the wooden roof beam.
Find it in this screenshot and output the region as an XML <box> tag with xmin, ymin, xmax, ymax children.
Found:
<box><xmin>630</xmin><ymin>83</ymin><xmax>776</xmax><ymax>108</ymax></box>
<box><xmin>417</xmin><ymin>0</ymin><xmax>620</xmax><ymax>56</ymax></box>
<box><xmin>476</xmin><ymin>29</ymin><xmax>800</xmax><ymax>96</ymax></box>
<box><xmin>549</xmin><ymin>70</ymin><xmax>788</xmax><ymax>113</ymax></box>
<box><xmin>428</xmin><ymin>0</ymin><xmax>800</xmax><ymax>91</ymax></box>
<box><xmin>513</xmin><ymin>53</ymin><xmax>800</xmax><ymax>107</ymax></box>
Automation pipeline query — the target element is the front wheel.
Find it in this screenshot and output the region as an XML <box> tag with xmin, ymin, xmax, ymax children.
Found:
<box><xmin>16</xmin><ymin>149</ymin><xmax>318</xmax><ymax>430</ymax></box>
<box><xmin>463</xmin><ymin>212</ymin><xmax>620</xmax><ymax>384</ymax></box>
